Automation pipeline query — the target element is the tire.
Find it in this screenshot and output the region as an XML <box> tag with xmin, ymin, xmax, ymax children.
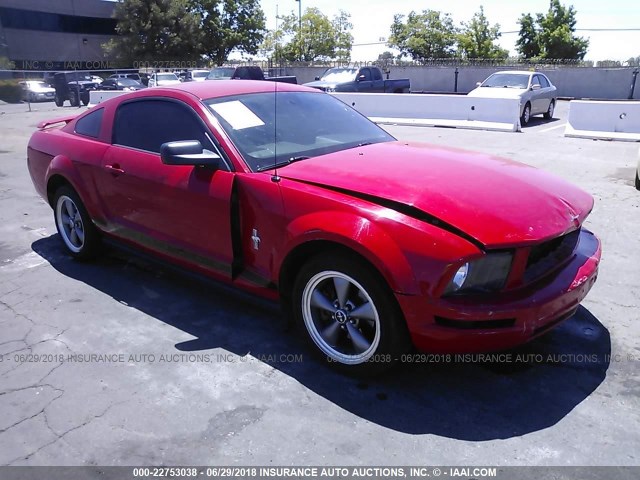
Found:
<box><xmin>70</xmin><ymin>91</ymin><xmax>80</xmax><ymax>107</ymax></box>
<box><xmin>292</xmin><ymin>253</ymin><xmax>411</xmax><ymax>376</ymax></box>
<box><xmin>543</xmin><ymin>100</ymin><xmax>555</xmax><ymax>120</ymax></box>
<box><xmin>520</xmin><ymin>102</ymin><xmax>531</xmax><ymax>126</ymax></box>
<box><xmin>635</xmin><ymin>171</ymin><xmax>640</xmax><ymax>191</ymax></box>
<box><xmin>55</xmin><ymin>95</ymin><xmax>63</xmax><ymax>107</ymax></box>
<box><xmin>82</xmin><ymin>98</ymin><xmax>89</xmax><ymax>106</ymax></box>
<box><xmin>53</xmin><ymin>186</ymin><xmax>100</xmax><ymax>260</ymax></box>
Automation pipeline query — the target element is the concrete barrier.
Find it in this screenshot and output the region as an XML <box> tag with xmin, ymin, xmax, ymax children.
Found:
<box><xmin>564</xmin><ymin>100</ymin><xmax>640</xmax><ymax>141</ymax></box>
<box><xmin>89</xmin><ymin>90</ymin><xmax>128</xmax><ymax>106</ymax></box>
<box><xmin>332</xmin><ymin>93</ymin><xmax>521</xmax><ymax>132</ymax></box>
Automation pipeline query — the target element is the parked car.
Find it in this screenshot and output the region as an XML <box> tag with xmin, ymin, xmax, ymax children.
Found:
<box><xmin>98</xmin><ymin>78</ymin><xmax>146</xmax><ymax>91</ymax></box>
<box><xmin>148</xmin><ymin>72</ymin><xmax>181</xmax><ymax>87</ymax></box>
<box><xmin>52</xmin><ymin>72</ymin><xmax>100</xmax><ymax>107</ymax></box>
<box><xmin>304</xmin><ymin>67</ymin><xmax>410</xmax><ymax>93</ymax></box>
<box><xmin>19</xmin><ymin>80</ymin><xmax>55</xmax><ymax>102</ymax></box>
<box><xmin>207</xmin><ymin>66</ymin><xmax>297</xmax><ymax>84</ymax></box>
<box><xmin>206</xmin><ymin>67</ymin><xmax>236</xmax><ymax>80</ymax></box>
<box><xmin>468</xmin><ymin>71</ymin><xmax>557</xmax><ymax>126</ymax></box>
<box><xmin>178</xmin><ymin>69</ymin><xmax>210</xmax><ymax>82</ymax></box>
<box><xmin>109</xmin><ymin>73</ymin><xmax>142</xmax><ymax>83</ymax></box>
<box><xmin>26</xmin><ymin>81</ymin><xmax>600</xmax><ymax>375</ymax></box>
<box><xmin>90</xmin><ymin>75</ymin><xmax>104</xmax><ymax>84</ymax></box>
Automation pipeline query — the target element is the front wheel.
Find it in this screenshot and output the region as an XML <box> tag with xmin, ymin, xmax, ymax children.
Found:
<box><xmin>54</xmin><ymin>95</ymin><xmax>63</xmax><ymax>107</ymax></box>
<box><xmin>53</xmin><ymin>186</ymin><xmax>100</xmax><ymax>260</ymax></box>
<box><xmin>543</xmin><ymin>100</ymin><xmax>555</xmax><ymax>120</ymax></box>
<box><xmin>520</xmin><ymin>102</ymin><xmax>531</xmax><ymax>126</ymax></box>
<box><xmin>292</xmin><ymin>254</ymin><xmax>410</xmax><ymax>376</ymax></box>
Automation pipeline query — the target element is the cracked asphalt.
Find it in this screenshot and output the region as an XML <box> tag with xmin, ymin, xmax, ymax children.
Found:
<box><xmin>0</xmin><ymin>100</ymin><xmax>638</xmax><ymax>467</ymax></box>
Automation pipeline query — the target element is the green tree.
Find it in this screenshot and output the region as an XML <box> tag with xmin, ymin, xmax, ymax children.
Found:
<box><xmin>104</xmin><ymin>0</ymin><xmax>203</xmax><ymax>64</ymax></box>
<box><xmin>458</xmin><ymin>6</ymin><xmax>508</xmax><ymax>59</ymax></box>
<box><xmin>191</xmin><ymin>0</ymin><xmax>266</xmax><ymax>66</ymax></box>
<box><xmin>333</xmin><ymin>11</ymin><xmax>353</xmax><ymax>63</ymax></box>
<box><xmin>627</xmin><ymin>56</ymin><xmax>640</xmax><ymax>67</ymax></box>
<box><xmin>261</xmin><ymin>8</ymin><xmax>352</xmax><ymax>63</ymax></box>
<box><xmin>515</xmin><ymin>13</ymin><xmax>540</xmax><ymax>59</ymax></box>
<box><xmin>516</xmin><ymin>1</ymin><xmax>588</xmax><ymax>60</ymax></box>
<box><xmin>388</xmin><ymin>10</ymin><xmax>458</xmax><ymax>62</ymax></box>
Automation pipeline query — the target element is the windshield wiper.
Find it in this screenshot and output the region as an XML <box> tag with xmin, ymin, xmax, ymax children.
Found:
<box><xmin>357</xmin><ymin>142</ymin><xmax>372</xmax><ymax>147</ymax></box>
<box><xmin>255</xmin><ymin>156</ymin><xmax>310</xmax><ymax>172</ymax></box>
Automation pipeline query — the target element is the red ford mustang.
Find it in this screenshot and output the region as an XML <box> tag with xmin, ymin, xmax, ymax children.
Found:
<box><xmin>27</xmin><ymin>81</ymin><xmax>601</xmax><ymax>375</ymax></box>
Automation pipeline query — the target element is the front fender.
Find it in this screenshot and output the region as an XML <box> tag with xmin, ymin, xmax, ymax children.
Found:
<box><xmin>278</xmin><ymin>210</ymin><xmax>419</xmax><ymax>295</ymax></box>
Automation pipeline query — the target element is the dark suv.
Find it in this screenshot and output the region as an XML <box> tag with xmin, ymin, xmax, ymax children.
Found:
<box><xmin>53</xmin><ymin>72</ymin><xmax>100</xmax><ymax>107</ymax></box>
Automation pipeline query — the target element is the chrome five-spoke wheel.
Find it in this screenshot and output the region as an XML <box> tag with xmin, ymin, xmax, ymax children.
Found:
<box><xmin>293</xmin><ymin>254</ymin><xmax>410</xmax><ymax>375</ymax></box>
<box><xmin>53</xmin><ymin>185</ymin><xmax>100</xmax><ymax>260</ymax></box>
<box><xmin>56</xmin><ymin>195</ymin><xmax>85</xmax><ymax>253</ymax></box>
<box><xmin>302</xmin><ymin>270</ymin><xmax>381</xmax><ymax>364</ymax></box>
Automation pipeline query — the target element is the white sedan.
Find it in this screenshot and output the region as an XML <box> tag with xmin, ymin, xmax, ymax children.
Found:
<box><xmin>19</xmin><ymin>80</ymin><xmax>55</xmax><ymax>102</ymax></box>
<box><xmin>468</xmin><ymin>71</ymin><xmax>557</xmax><ymax>126</ymax></box>
<box><xmin>148</xmin><ymin>72</ymin><xmax>181</xmax><ymax>87</ymax></box>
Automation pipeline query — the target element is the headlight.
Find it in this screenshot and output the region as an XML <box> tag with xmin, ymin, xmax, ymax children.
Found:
<box><xmin>451</xmin><ymin>263</ymin><xmax>469</xmax><ymax>290</ymax></box>
<box><xmin>444</xmin><ymin>251</ymin><xmax>513</xmax><ymax>295</ymax></box>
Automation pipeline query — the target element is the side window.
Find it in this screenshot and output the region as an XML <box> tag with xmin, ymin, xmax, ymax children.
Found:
<box><xmin>75</xmin><ymin>108</ymin><xmax>104</xmax><ymax>139</ymax></box>
<box><xmin>113</xmin><ymin>100</ymin><xmax>213</xmax><ymax>154</ymax></box>
<box><xmin>371</xmin><ymin>68</ymin><xmax>383</xmax><ymax>81</ymax></box>
<box><xmin>359</xmin><ymin>69</ymin><xmax>372</xmax><ymax>81</ymax></box>
<box><xmin>539</xmin><ymin>75</ymin><xmax>550</xmax><ymax>88</ymax></box>
<box><xmin>533</xmin><ymin>74</ymin><xmax>542</xmax><ymax>87</ymax></box>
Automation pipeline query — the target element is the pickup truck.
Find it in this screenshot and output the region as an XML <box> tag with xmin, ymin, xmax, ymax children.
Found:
<box><xmin>304</xmin><ymin>66</ymin><xmax>410</xmax><ymax>93</ymax></box>
<box><xmin>206</xmin><ymin>66</ymin><xmax>297</xmax><ymax>84</ymax></box>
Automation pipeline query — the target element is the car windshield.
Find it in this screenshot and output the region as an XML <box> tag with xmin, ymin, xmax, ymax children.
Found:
<box><xmin>320</xmin><ymin>68</ymin><xmax>358</xmax><ymax>83</ymax></box>
<box><xmin>205</xmin><ymin>91</ymin><xmax>395</xmax><ymax>172</ymax></box>
<box><xmin>482</xmin><ymin>73</ymin><xmax>530</xmax><ymax>89</ymax></box>
<box><xmin>207</xmin><ymin>68</ymin><xmax>236</xmax><ymax>80</ymax></box>
<box><xmin>192</xmin><ymin>71</ymin><xmax>209</xmax><ymax>78</ymax></box>
<box><xmin>157</xmin><ymin>73</ymin><xmax>178</xmax><ymax>81</ymax></box>
<box><xmin>118</xmin><ymin>78</ymin><xmax>141</xmax><ymax>86</ymax></box>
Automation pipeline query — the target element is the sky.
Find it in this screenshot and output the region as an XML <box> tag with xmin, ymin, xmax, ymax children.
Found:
<box><xmin>255</xmin><ymin>0</ymin><xmax>640</xmax><ymax>62</ymax></box>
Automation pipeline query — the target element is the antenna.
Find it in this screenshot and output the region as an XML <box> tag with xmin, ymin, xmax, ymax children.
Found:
<box><xmin>271</xmin><ymin>77</ymin><xmax>280</xmax><ymax>183</ymax></box>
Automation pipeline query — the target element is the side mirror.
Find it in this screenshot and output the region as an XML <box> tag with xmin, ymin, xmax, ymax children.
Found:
<box><xmin>357</xmin><ymin>74</ymin><xmax>366</xmax><ymax>82</ymax></box>
<box><xmin>476</xmin><ymin>81</ymin><xmax>482</xmax><ymax>87</ymax></box>
<box><xmin>160</xmin><ymin>140</ymin><xmax>221</xmax><ymax>168</ymax></box>
<box><xmin>314</xmin><ymin>76</ymin><xmax>320</xmax><ymax>81</ymax></box>
<box><xmin>531</xmin><ymin>84</ymin><xmax>541</xmax><ymax>90</ymax></box>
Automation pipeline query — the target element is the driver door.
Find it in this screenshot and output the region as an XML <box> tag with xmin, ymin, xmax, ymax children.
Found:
<box><xmin>95</xmin><ymin>98</ymin><xmax>235</xmax><ymax>278</ymax></box>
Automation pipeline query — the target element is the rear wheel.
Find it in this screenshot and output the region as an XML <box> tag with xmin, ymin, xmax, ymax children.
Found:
<box><xmin>54</xmin><ymin>95</ymin><xmax>63</xmax><ymax>107</ymax></box>
<box><xmin>521</xmin><ymin>102</ymin><xmax>531</xmax><ymax>126</ymax></box>
<box><xmin>543</xmin><ymin>100</ymin><xmax>555</xmax><ymax>120</ymax></box>
<box><xmin>53</xmin><ymin>186</ymin><xmax>100</xmax><ymax>260</ymax></box>
<box><xmin>292</xmin><ymin>253</ymin><xmax>410</xmax><ymax>376</ymax></box>
<box><xmin>70</xmin><ymin>91</ymin><xmax>80</xmax><ymax>107</ymax></box>
<box><xmin>635</xmin><ymin>171</ymin><xmax>640</xmax><ymax>191</ymax></box>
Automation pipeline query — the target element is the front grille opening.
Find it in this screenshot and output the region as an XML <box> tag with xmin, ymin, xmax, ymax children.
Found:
<box><xmin>524</xmin><ymin>229</ymin><xmax>580</xmax><ymax>284</ymax></box>
<box><xmin>435</xmin><ymin>316</ymin><xmax>516</xmax><ymax>330</ymax></box>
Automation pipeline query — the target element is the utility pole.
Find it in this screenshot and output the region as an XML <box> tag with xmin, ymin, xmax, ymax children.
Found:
<box><xmin>295</xmin><ymin>0</ymin><xmax>302</xmax><ymax>61</ymax></box>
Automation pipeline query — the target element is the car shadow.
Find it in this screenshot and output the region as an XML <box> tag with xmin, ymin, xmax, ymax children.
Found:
<box><xmin>523</xmin><ymin>116</ymin><xmax>561</xmax><ymax>128</ymax></box>
<box><xmin>32</xmin><ymin>235</ymin><xmax>611</xmax><ymax>441</ymax></box>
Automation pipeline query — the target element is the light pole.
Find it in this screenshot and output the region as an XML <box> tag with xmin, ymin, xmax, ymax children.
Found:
<box><xmin>295</xmin><ymin>0</ymin><xmax>302</xmax><ymax>61</ymax></box>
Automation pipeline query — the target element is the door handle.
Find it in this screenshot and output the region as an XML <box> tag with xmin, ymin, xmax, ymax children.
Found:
<box><xmin>104</xmin><ymin>164</ymin><xmax>125</xmax><ymax>175</ymax></box>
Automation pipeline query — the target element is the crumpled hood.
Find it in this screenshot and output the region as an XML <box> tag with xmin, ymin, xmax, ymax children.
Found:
<box><xmin>278</xmin><ymin>141</ymin><xmax>593</xmax><ymax>248</ymax></box>
<box><xmin>467</xmin><ymin>87</ymin><xmax>526</xmax><ymax>99</ymax></box>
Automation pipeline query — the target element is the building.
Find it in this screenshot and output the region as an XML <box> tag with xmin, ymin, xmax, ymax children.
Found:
<box><xmin>0</xmin><ymin>0</ymin><xmax>116</xmax><ymax>69</ymax></box>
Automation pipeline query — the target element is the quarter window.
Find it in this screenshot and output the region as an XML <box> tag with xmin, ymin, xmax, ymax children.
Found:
<box><xmin>538</xmin><ymin>75</ymin><xmax>550</xmax><ymax>88</ymax></box>
<box><xmin>75</xmin><ymin>108</ymin><xmax>104</xmax><ymax>139</ymax></box>
<box><xmin>113</xmin><ymin>99</ymin><xmax>213</xmax><ymax>154</ymax></box>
